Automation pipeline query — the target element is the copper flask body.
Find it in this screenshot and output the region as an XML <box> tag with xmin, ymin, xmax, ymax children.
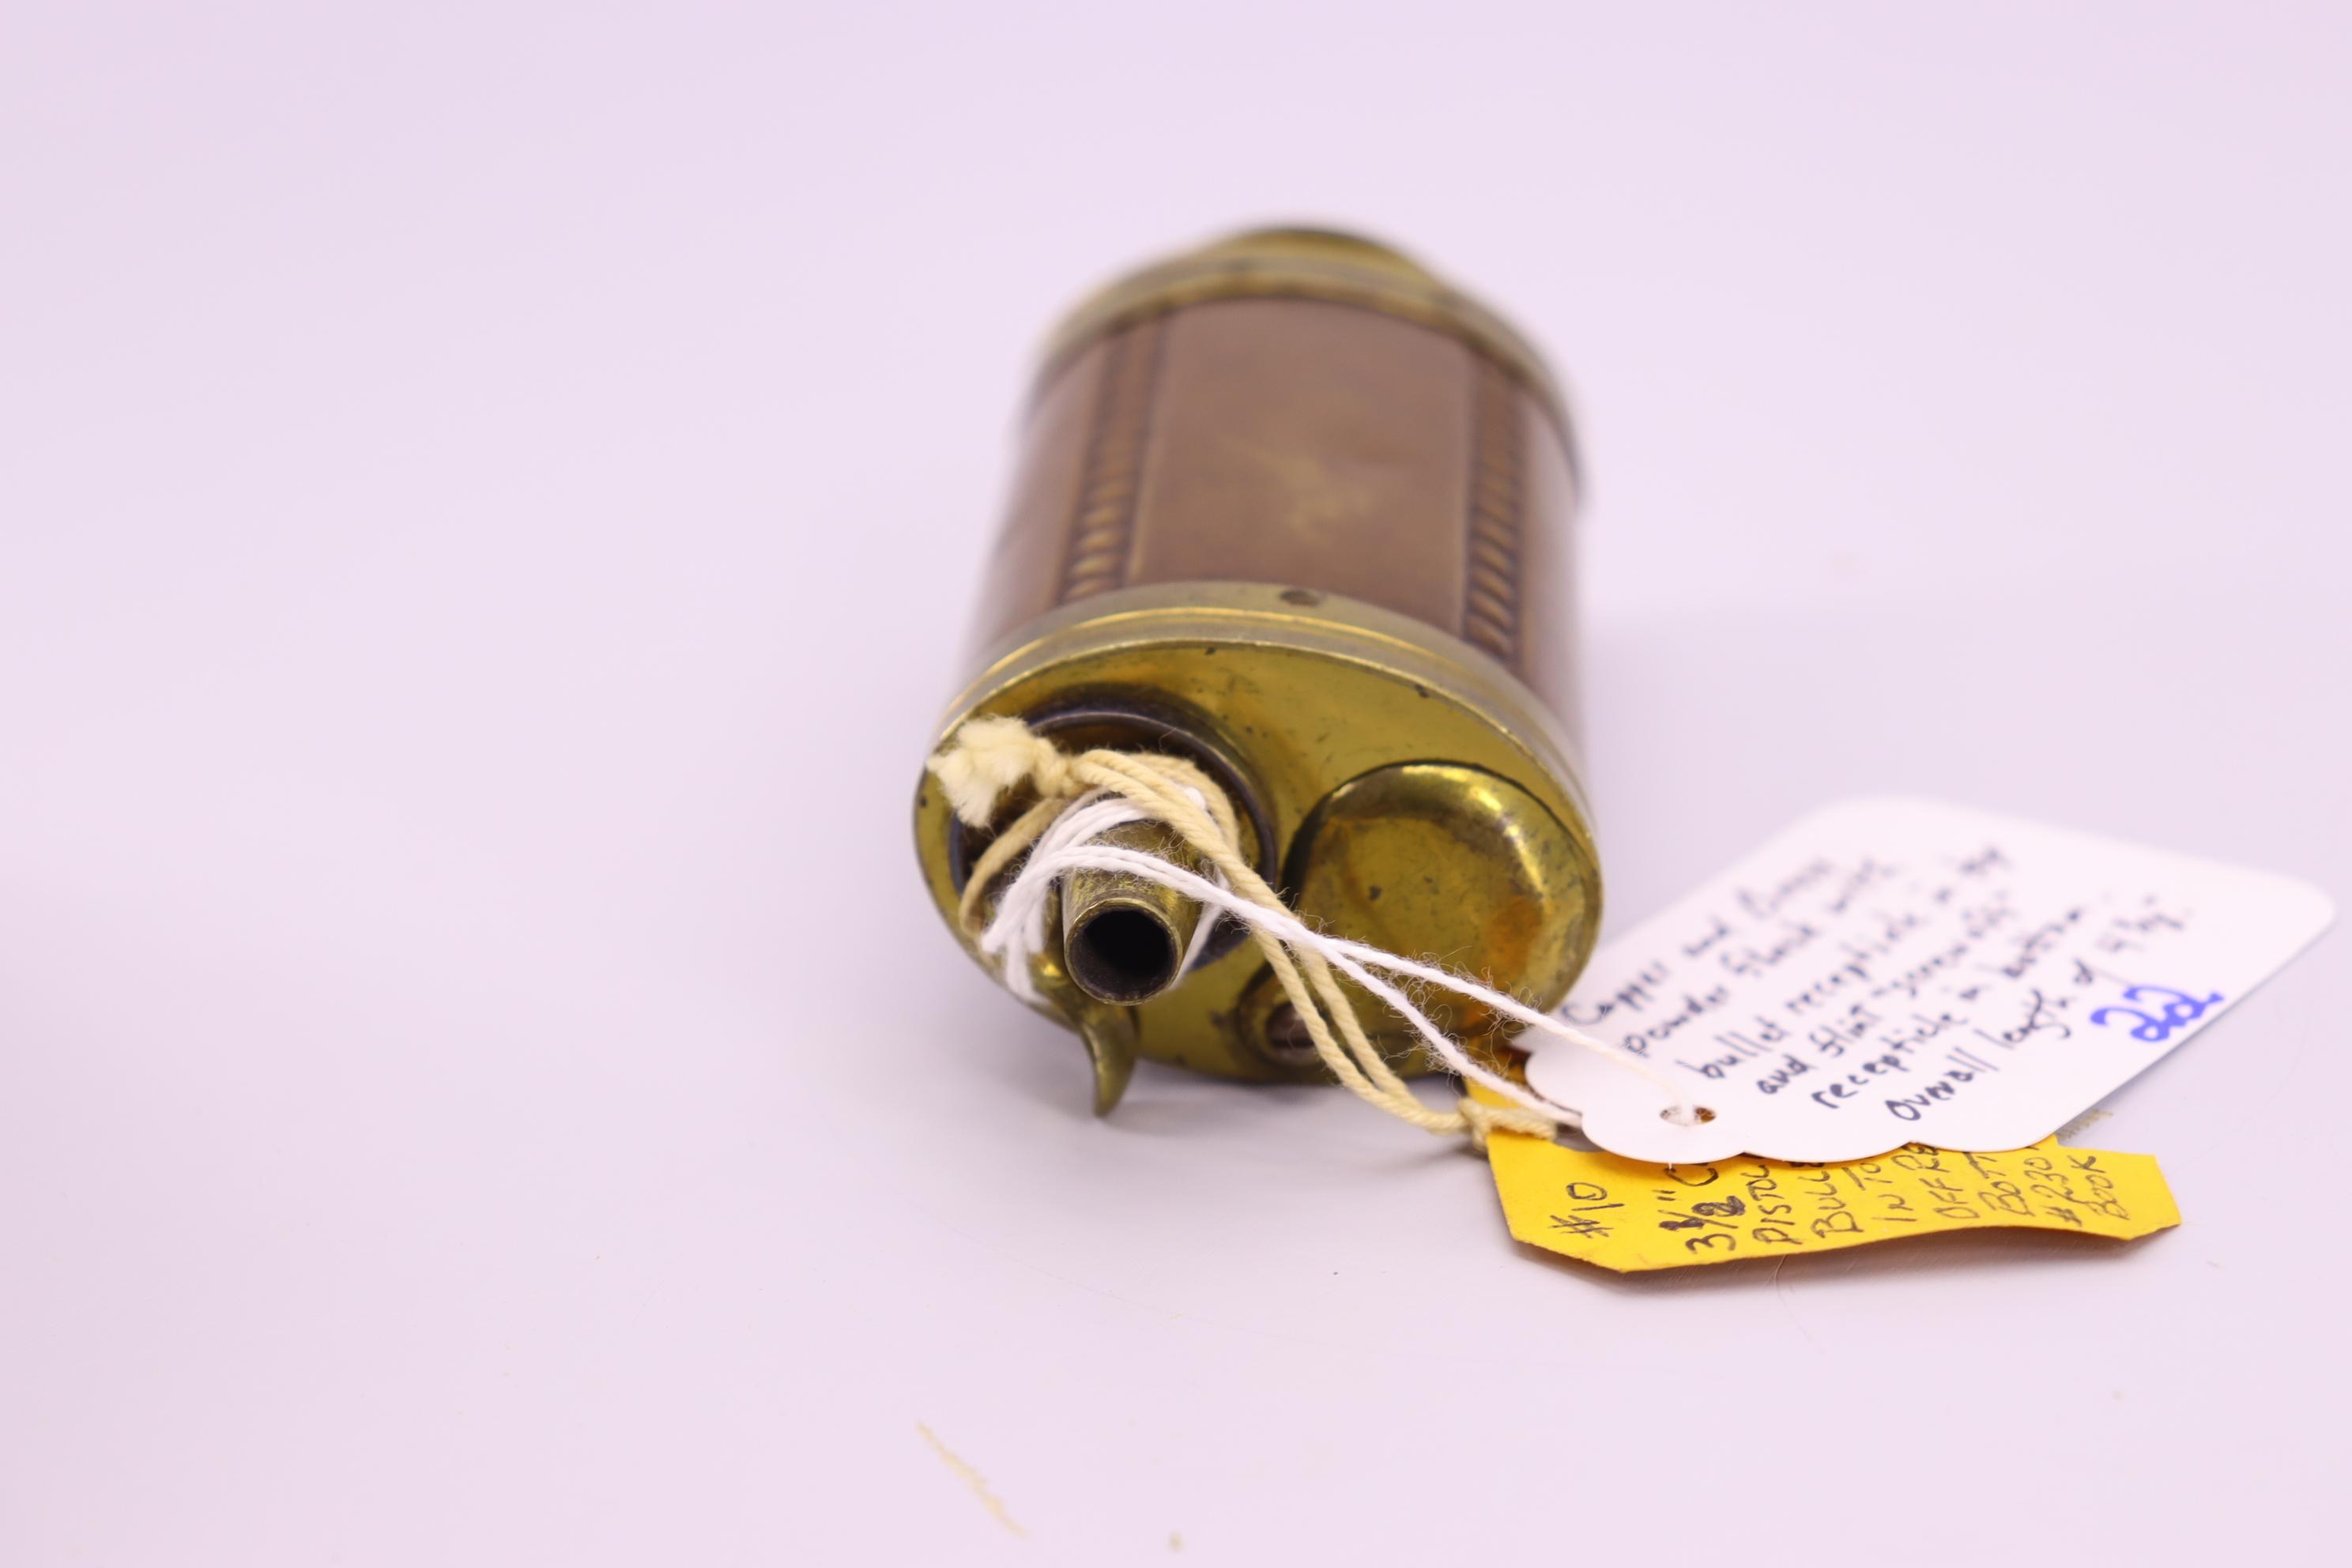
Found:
<box><xmin>913</xmin><ymin>228</ymin><xmax>1600</xmax><ymax>1109</ymax></box>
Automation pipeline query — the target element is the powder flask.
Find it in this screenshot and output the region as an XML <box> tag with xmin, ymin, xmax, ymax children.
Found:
<box><xmin>912</xmin><ymin>228</ymin><xmax>1600</xmax><ymax>1114</ymax></box>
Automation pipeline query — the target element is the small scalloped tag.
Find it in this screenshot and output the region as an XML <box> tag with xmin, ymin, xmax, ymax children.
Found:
<box><xmin>1521</xmin><ymin>798</ymin><xmax>2332</xmax><ymax>1164</ymax></box>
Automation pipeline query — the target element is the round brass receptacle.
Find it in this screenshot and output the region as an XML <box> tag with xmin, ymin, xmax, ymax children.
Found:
<box><xmin>1272</xmin><ymin>763</ymin><xmax>1590</xmax><ymax>1059</ymax></box>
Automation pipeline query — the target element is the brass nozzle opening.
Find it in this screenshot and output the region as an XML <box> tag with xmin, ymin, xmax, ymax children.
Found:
<box><xmin>1059</xmin><ymin>820</ymin><xmax>1207</xmax><ymax>1006</ymax></box>
<box><xmin>1065</xmin><ymin>905</ymin><xmax>1184</xmax><ymax>1004</ymax></box>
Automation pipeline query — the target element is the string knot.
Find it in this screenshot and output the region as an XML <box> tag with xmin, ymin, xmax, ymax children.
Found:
<box><xmin>929</xmin><ymin>714</ymin><xmax>1078</xmax><ymax>826</ymax></box>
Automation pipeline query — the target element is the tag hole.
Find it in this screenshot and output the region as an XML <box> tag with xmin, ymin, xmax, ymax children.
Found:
<box><xmin>1278</xmin><ymin>587</ymin><xmax>1322</xmax><ymax>606</ymax></box>
<box><xmin>1661</xmin><ymin>1105</ymin><xmax>1718</xmax><ymax>1125</ymax></box>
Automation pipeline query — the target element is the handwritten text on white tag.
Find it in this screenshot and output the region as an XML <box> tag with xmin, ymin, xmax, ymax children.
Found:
<box><xmin>1525</xmin><ymin>799</ymin><xmax>2332</xmax><ymax>1163</ymax></box>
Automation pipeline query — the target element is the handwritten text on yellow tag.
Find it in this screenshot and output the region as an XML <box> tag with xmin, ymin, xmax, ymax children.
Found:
<box><xmin>1485</xmin><ymin>1125</ymin><xmax>2178</xmax><ymax>1272</ymax></box>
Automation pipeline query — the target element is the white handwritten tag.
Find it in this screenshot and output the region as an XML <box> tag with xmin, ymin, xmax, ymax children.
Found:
<box><xmin>1525</xmin><ymin>799</ymin><xmax>2333</xmax><ymax>1163</ymax></box>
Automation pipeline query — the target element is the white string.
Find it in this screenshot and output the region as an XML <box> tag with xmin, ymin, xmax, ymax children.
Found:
<box><xmin>975</xmin><ymin>797</ymin><xmax>1694</xmax><ymax>1127</ymax></box>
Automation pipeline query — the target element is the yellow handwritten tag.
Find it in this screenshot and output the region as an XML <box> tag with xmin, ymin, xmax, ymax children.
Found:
<box><xmin>1483</xmin><ymin>1109</ymin><xmax>2179</xmax><ymax>1272</ymax></box>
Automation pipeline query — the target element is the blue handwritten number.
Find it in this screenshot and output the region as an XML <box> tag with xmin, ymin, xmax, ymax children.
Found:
<box><xmin>2088</xmin><ymin>985</ymin><xmax>2224</xmax><ymax>1044</ymax></box>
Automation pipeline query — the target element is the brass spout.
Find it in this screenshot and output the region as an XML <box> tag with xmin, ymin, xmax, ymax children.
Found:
<box><xmin>1058</xmin><ymin>820</ymin><xmax>1208</xmax><ymax>1006</ymax></box>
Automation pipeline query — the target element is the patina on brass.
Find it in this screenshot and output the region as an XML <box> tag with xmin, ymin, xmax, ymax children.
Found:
<box><xmin>914</xmin><ymin>227</ymin><xmax>1600</xmax><ymax>1110</ymax></box>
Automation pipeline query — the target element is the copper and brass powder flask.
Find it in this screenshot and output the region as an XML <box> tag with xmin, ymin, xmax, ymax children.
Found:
<box><xmin>911</xmin><ymin>228</ymin><xmax>1601</xmax><ymax>1112</ymax></box>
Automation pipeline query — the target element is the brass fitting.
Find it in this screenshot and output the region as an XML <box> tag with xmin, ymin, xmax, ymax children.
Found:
<box><xmin>1057</xmin><ymin>819</ymin><xmax>1209</xmax><ymax>1007</ymax></box>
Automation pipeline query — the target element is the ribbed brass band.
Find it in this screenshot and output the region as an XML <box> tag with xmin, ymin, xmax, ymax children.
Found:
<box><xmin>932</xmin><ymin>580</ymin><xmax>1592</xmax><ymax>824</ymax></box>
